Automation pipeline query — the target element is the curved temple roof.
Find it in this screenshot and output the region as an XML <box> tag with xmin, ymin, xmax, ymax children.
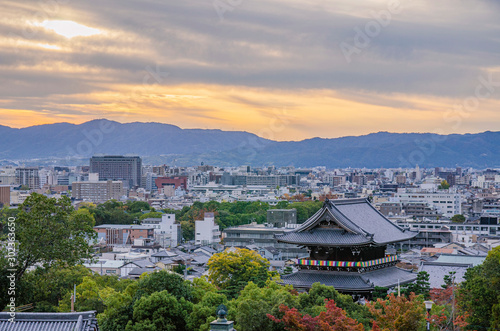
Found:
<box><xmin>276</xmin><ymin>198</ymin><xmax>417</xmax><ymax>246</ymax></box>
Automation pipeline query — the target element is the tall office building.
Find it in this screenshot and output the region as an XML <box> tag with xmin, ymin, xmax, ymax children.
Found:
<box><xmin>90</xmin><ymin>156</ymin><xmax>142</xmax><ymax>188</ymax></box>
<box><xmin>15</xmin><ymin>167</ymin><xmax>40</xmax><ymax>189</ymax></box>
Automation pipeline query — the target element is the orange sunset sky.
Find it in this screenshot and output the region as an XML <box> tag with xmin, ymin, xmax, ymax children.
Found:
<box><xmin>2</xmin><ymin>0</ymin><xmax>500</xmax><ymax>141</ymax></box>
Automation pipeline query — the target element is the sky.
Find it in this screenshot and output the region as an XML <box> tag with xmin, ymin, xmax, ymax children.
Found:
<box><xmin>1</xmin><ymin>0</ymin><xmax>500</xmax><ymax>141</ymax></box>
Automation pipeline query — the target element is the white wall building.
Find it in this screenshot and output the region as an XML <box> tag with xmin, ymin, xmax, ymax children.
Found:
<box><xmin>141</xmin><ymin>214</ymin><xmax>182</xmax><ymax>247</ymax></box>
<box><xmin>395</xmin><ymin>189</ymin><xmax>462</xmax><ymax>218</ymax></box>
<box><xmin>195</xmin><ymin>212</ymin><xmax>221</xmax><ymax>245</ymax></box>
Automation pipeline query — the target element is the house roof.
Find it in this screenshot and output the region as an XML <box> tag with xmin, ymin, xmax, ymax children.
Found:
<box><xmin>276</xmin><ymin>198</ymin><xmax>417</xmax><ymax>246</ymax></box>
<box><xmin>128</xmin><ymin>266</ymin><xmax>160</xmax><ymax>276</ymax></box>
<box><xmin>0</xmin><ymin>311</ymin><xmax>98</xmax><ymax>331</ymax></box>
<box><xmin>262</xmin><ymin>246</ymin><xmax>280</xmax><ymax>255</ymax></box>
<box><xmin>121</xmin><ymin>259</ymin><xmax>156</xmax><ymax>269</ymax></box>
<box><xmin>421</xmin><ymin>248</ymin><xmax>456</xmax><ymax>254</ymax></box>
<box><xmin>83</xmin><ymin>259</ymin><xmax>125</xmax><ymax>269</ymax></box>
<box><xmin>197</xmin><ymin>246</ymin><xmax>216</xmax><ymax>254</ymax></box>
<box><xmin>152</xmin><ymin>250</ymin><xmax>178</xmax><ymax>258</ymax></box>
<box><xmin>435</xmin><ymin>254</ymin><xmax>486</xmax><ymax>266</ymax></box>
<box><xmin>281</xmin><ymin>267</ymin><xmax>416</xmax><ymax>291</ymax></box>
<box><xmin>419</xmin><ymin>262</ymin><xmax>471</xmax><ymax>288</ymax></box>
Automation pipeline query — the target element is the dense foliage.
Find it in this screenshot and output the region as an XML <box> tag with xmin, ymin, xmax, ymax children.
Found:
<box><xmin>458</xmin><ymin>246</ymin><xmax>500</xmax><ymax>329</ymax></box>
<box><xmin>0</xmin><ymin>194</ymin><xmax>96</xmax><ymax>310</ymax></box>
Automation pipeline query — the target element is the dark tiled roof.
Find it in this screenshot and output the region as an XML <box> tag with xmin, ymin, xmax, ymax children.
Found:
<box><xmin>276</xmin><ymin>198</ymin><xmax>417</xmax><ymax>246</ymax></box>
<box><xmin>333</xmin><ymin>199</ymin><xmax>417</xmax><ymax>244</ymax></box>
<box><xmin>0</xmin><ymin>311</ymin><xmax>98</xmax><ymax>331</ymax></box>
<box><xmin>419</xmin><ymin>262</ymin><xmax>470</xmax><ymax>288</ymax></box>
<box><xmin>276</xmin><ymin>228</ymin><xmax>371</xmax><ymax>246</ymax></box>
<box><xmin>281</xmin><ymin>267</ymin><xmax>416</xmax><ymax>290</ymax></box>
<box><xmin>281</xmin><ymin>270</ymin><xmax>372</xmax><ymax>291</ymax></box>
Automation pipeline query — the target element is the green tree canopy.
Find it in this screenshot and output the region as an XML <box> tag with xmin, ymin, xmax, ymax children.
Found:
<box><xmin>136</xmin><ymin>270</ymin><xmax>192</xmax><ymax>301</ymax></box>
<box><xmin>207</xmin><ymin>248</ymin><xmax>271</xmax><ymax>298</ymax></box>
<box><xmin>451</xmin><ymin>214</ymin><xmax>466</xmax><ymax>223</ymax></box>
<box><xmin>125</xmin><ymin>290</ymin><xmax>193</xmax><ymax>331</ymax></box>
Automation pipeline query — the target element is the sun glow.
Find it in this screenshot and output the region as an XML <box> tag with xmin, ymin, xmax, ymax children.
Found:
<box><xmin>37</xmin><ymin>20</ymin><xmax>101</xmax><ymax>38</ymax></box>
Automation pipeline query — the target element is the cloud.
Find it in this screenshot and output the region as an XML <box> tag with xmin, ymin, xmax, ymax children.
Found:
<box><xmin>0</xmin><ymin>0</ymin><xmax>499</xmax><ymax>139</ymax></box>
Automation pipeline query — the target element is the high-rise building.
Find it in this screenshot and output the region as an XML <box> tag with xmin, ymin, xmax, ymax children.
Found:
<box><xmin>90</xmin><ymin>156</ymin><xmax>142</xmax><ymax>188</ymax></box>
<box><xmin>15</xmin><ymin>167</ymin><xmax>40</xmax><ymax>189</ymax></box>
<box><xmin>0</xmin><ymin>186</ymin><xmax>10</xmax><ymax>206</ymax></box>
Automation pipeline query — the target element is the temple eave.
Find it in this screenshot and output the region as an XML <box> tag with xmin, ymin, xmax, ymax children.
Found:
<box><xmin>281</xmin><ymin>267</ymin><xmax>417</xmax><ymax>291</ymax></box>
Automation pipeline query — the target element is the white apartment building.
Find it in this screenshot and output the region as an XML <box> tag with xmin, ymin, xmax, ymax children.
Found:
<box><xmin>141</xmin><ymin>214</ymin><xmax>182</xmax><ymax>247</ymax></box>
<box><xmin>195</xmin><ymin>212</ymin><xmax>221</xmax><ymax>245</ymax></box>
<box><xmin>394</xmin><ymin>189</ymin><xmax>461</xmax><ymax>218</ymax></box>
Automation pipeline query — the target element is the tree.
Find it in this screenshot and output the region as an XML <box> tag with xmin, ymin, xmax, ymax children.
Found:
<box><xmin>438</xmin><ymin>180</ymin><xmax>450</xmax><ymax>190</ymax></box>
<box><xmin>125</xmin><ymin>290</ymin><xmax>193</xmax><ymax>331</ymax></box>
<box><xmin>16</xmin><ymin>194</ymin><xmax>96</xmax><ymax>279</ymax></box>
<box><xmin>18</xmin><ymin>265</ymin><xmax>93</xmax><ymax>312</ymax></box>
<box><xmin>136</xmin><ymin>270</ymin><xmax>192</xmax><ymax>301</ymax></box>
<box><xmin>372</xmin><ymin>287</ymin><xmax>389</xmax><ymax>300</ymax></box>
<box><xmin>458</xmin><ymin>246</ymin><xmax>500</xmax><ymax>329</ymax></box>
<box><xmin>401</xmin><ymin>271</ymin><xmax>430</xmax><ymax>299</ymax></box>
<box><xmin>126</xmin><ymin>201</ymin><xmax>152</xmax><ymax>214</ymax></box>
<box><xmin>98</xmin><ymin>282</ymin><xmax>138</xmax><ymax>331</ymax></box>
<box><xmin>0</xmin><ymin>194</ymin><xmax>96</xmax><ymax>310</ymax></box>
<box><xmin>207</xmin><ymin>248</ymin><xmax>270</xmax><ymax>297</ymax></box>
<box><xmin>139</xmin><ymin>212</ymin><xmax>163</xmax><ymax>221</ymax></box>
<box><xmin>268</xmin><ymin>300</ymin><xmax>365</xmax><ymax>331</ymax></box>
<box><xmin>366</xmin><ymin>293</ymin><xmax>425</xmax><ymax>331</ymax></box>
<box><xmin>451</xmin><ymin>214</ymin><xmax>465</xmax><ymax>223</ymax></box>
<box><xmin>297</xmin><ymin>283</ymin><xmax>371</xmax><ymax>326</ymax></box>
<box><xmin>229</xmin><ymin>281</ymin><xmax>300</xmax><ymax>331</ymax></box>
<box><xmin>187</xmin><ymin>291</ymin><xmax>228</xmax><ymax>331</ymax></box>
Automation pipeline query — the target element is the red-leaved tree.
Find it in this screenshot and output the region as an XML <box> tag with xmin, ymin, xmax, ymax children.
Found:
<box><xmin>267</xmin><ymin>299</ymin><xmax>365</xmax><ymax>331</ymax></box>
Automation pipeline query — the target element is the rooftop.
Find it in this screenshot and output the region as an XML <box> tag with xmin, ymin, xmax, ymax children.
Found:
<box><xmin>281</xmin><ymin>267</ymin><xmax>416</xmax><ymax>291</ymax></box>
<box><xmin>94</xmin><ymin>224</ymin><xmax>152</xmax><ymax>230</ymax></box>
<box><xmin>277</xmin><ymin>198</ymin><xmax>418</xmax><ymax>246</ymax></box>
<box><xmin>0</xmin><ymin>311</ymin><xmax>98</xmax><ymax>331</ymax></box>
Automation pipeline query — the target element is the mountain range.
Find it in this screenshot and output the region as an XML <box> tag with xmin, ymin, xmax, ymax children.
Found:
<box><xmin>1</xmin><ymin>119</ymin><xmax>499</xmax><ymax>168</ymax></box>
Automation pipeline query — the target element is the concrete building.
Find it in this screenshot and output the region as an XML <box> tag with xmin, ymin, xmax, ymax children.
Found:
<box><xmin>16</xmin><ymin>167</ymin><xmax>39</xmax><ymax>189</ymax></box>
<box><xmin>141</xmin><ymin>214</ymin><xmax>182</xmax><ymax>247</ymax></box>
<box><xmin>94</xmin><ymin>224</ymin><xmax>155</xmax><ymax>246</ymax></box>
<box><xmin>0</xmin><ymin>186</ymin><xmax>10</xmax><ymax>206</ymax></box>
<box><xmin>395</xmin><ymin>190</ymin><xmax>461</xmax><ymax>218</ymax></box>
<box><xmin>90</xmin><ymin>155</ymin><xmax>142</xmax><ymax>188</ymax></box>
<box><xmin>403</xmin><ymin>202</ymin><xmax>441</xmax><ymax>219</ymax></box>
<box><xmin>0</xmin><ymin>167</ymin><xmax>16</xmax><ymax>186</ymax></box>
<box><xmin>267</xmin><ymin>209</ymin><xmax>297</xmax><ymax>228</ymax></box>
<box><xmin>195</xmin><ymin>212</ymin><xmax>221</xmax><ymax>245</ymax></box>
<box><xmin>155</xmin><ymin>176</ymin><xmax>188</xmax><ymax>192</ymax></box>
<box><xmin>72</xmin><ymin>180</ymin><xmax>124</xmax><ymax>203</ymax></box>
<box><xmin>379</xmin><ymin>202</ymin><xmax>403</xmax><ymax>216</ymax></box>
<box><xmin>223</xmin><ymin>222</ymin><xmax>306</xmax><ymax>260</ymax></box>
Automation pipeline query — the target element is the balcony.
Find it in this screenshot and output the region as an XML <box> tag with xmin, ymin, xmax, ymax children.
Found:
<box><xmin>296</xmin><ymin>255</ymin><xmax>398</xmax><ymax>268</ymax></box>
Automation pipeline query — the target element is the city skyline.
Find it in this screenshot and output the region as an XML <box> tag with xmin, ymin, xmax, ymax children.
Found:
<box><xmin>2</xmin><ymin>0</ymin><xmax>500</xmax><ymax>140</ymax></box>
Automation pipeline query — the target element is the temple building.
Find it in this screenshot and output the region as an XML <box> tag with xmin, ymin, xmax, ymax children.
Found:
<box><xmin>276</xmin><ymin>198</ymin><xmax>418</xmax><ymax>297</ymax></box>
